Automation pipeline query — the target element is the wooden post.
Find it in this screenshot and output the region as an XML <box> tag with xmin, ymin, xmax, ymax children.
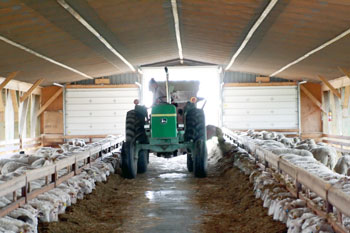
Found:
<box><xmin>19</xmin><ymin>98</ymin><xmax>29</xmax><ymax>137</ymax></box>
<box><xmin>10</xmin><ymin>90</ymin><xmax>19</xmax><ymax>122</ymax></box>
<box><xmin>296</xmin><ymin>181</ymin><xmax>302</xmax><ymax>198</ymax></box>
<box><xmin>22</xmin><ymin>177</ymin><xmax>28</xmax><ymax>204</ymax></box>
<box><xmin>51</xmin><ymin>168</ymin><xmax>57</xmax><ymax>188</ymax></box>
<box><xmin>318</xmin><ymin>75</ymin><xmax>341</xmax><ymax>99</ymax></box>
<box><xmin>19</xmin><ymin>134</ymin><xmax>23</xmax><ymax>150</ymax></box>
<box><xmin>343</xmin><ymin>86</ymin><xmax>350</xmax><ymax>109</ymax></box>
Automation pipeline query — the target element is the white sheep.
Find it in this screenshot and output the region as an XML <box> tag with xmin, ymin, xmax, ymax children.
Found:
<box><xmin>0</xmin><ymin>216</ymin><xmax>34</xmax><ymax>233</ymax></box>
<box><xmin>272</xmin><ymin>148</ymin><xmax>313</xmax><ymax>158</ymax></box>
<box><xmin>310</xmin><ymin>147</ymin><xmax>338</xmax><ymax>170</ymax></box>
<box><xmin>8</xmin><ymin>207</ymin><xmax>38</xmax><ymax>233</ymax></box>
<box><xmin>334</xmin><ymin>155</ymin><xmax>350</xmax><ymax>175</ymax></box>
<box><xmin>29</xmin><ymin>199</ymin><xmax>58</xmax><ymax>222</ymax></box>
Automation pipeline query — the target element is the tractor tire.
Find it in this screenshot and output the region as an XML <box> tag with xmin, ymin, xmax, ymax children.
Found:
<box><xmin>184</xmin><ymin>108</ymin><xmax>206</xmax><ymax>142</ymax></box>
<box><xmin>193</xmin><ymin>139</ymin><xmax>208</xmax><ymax>178</ymax></box>
<box><xmin>125</xmin><ymin>110</ymin><xmax>147</xmax><ymax>143</ymax></box>
<box><xmin>184</xmin><ymin>108</ymin><xmax>207</xmax><ymax>177</ymax></box>
<box><xmin>187</xmin><ymin>153</ymin><xmax>193</xmax><ymax>172</ymax></box>
<box><xmin>122</xmin><ymin>110</ymin><xmax>147</xmax><ymax>179</ymax></box>
<box><xmin>121</xmin><ymin>141</ymin><xmax>137</xmax><ymax>179</ymax></box>
<box><xmin>137</xmin><ymin>150</ymin><xmax>148</xmax><ymax>174</ymax></box>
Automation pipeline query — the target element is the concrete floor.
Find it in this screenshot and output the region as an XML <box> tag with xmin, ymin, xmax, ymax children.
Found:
<box><xmin>41</xmin><ymin>150</ymin><xmax>286</xmax><ymax>233</ymax></box>
<box><xmin>140</xmin><ymin>155</ymin><xmax>202</xmax><ymax>233</ymax></box>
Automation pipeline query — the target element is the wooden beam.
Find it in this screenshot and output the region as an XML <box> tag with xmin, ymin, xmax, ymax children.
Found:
<box><xmin>66</xmin><ymin>84</ymin><xmax>138</xmax><ymax>89</ymax></box>
<box><xmin>318</xmin><ymin>75</ymin><xmax>341</xmax><ymax>99</ymax></box>
<box><xmin>20</xmin><ymin>79</ymin><xmax>44</xmax><ymax>103</ymax></box>
<box><xmin>300</xmin><ymin>85</ymin><xmax>327</xmax><ymax>113</ymax></box>
<box><xmin>36</xmin><ymin>88</ymin><xmax>63</xmax><ymax>117</ymax></box>
<box><xmin>322</xmin><ymin>76</ymin><xmax>350</xmax><ymax>91</ymax></box>
<box><xmin>0</xmin><ymin>71</ymin><xmax>19</xmax><ymax>91</ymax></box>
<box><xmin>0</xmin><ymin>77</ymin><xmax>41</xmax><ymax>95</ymax></box>
<box><xmin>223</xmin><ymin>82</ymin><xmax>297</xmax><ymax>87</ymax></box>
<box><xmin>343</xmin><ymin>86</ymin><xmax>350</xmax><ymax>109</ymax></box>
<box><xmin>338</xmin><ymin>67</ymin><xmax>350</xmax><ymax>80</ymax></box>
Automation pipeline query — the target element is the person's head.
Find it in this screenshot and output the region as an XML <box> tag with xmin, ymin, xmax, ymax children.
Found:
<box><xmin>149</xmin><ymin>78</ymin><xmax>158</xmax><ymax>91</ymax></box>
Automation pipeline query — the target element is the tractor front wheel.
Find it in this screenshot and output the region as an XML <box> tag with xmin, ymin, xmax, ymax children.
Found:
<box><xmin>137</xmin><ymin>150</ymin><xmax>148</xmax><ymax>174</ymax></box>
<box><xmin>187</xmin><ymin>153</ymin><xmax>193</xmax><ymax>172</ymax></box>
<box><xmin>121</xmin><ymin>141</ymin><xmax>137</xmax><ymax>179</ymax></box>
<box><xmin>193</xmin><ymin>139</ymin><xmax>208</xmax><ymax>178</ymax></box>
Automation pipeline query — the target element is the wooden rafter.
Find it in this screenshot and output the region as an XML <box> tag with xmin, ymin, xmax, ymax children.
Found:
<box><xmin>0</xmin><ymin>71</ymin><xmax>19</xmax><ymax>91</ymax></box>
<box><xmin>36</xmin><ymin>88</ymin><xmax>63</xmax><ymax>117</ymax></box>
<box><xmin>300</xmin><ymin>85</ymin><xmax>326</xmax><ymax>113</ymax></box>
<box><xmin>20</xmin><ymin>79</ymin><xmax>44</xmax><ymax>103</ymax></box>
<box><xmin>338</xmin><ymin>66</ymin><xmax>350</xmax><ymax>80</ymax></box>
<box><xmin>318</xmin><ymin>75</ymin><xmax>341</xmax><ymax>99</ymax></box>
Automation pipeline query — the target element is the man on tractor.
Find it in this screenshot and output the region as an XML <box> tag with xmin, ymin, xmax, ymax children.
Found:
<box><xmin>149</xmin><ymin>78</ymin><xmax>166</xmax><ymax>105</ymax></box>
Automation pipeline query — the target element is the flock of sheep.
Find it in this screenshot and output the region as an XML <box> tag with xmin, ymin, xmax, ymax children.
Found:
<box><xmin>0</xmin><ymin>137</ymin><xmax>119</xmax><ymax>233</ymax></box>
<box><xmin>231</xmin><ymin>130</ymin><xmax>350</xmax><ymax>233</ymax></box>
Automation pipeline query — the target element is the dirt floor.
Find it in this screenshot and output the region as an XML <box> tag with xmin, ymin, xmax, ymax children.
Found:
<box><xmin>39</xmin><ymin>146</ymin><xmax>287</xmax><ymax>233</ymax></box>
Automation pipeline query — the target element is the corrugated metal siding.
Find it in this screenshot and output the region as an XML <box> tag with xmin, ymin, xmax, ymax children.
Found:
<box><xmin>73</xmin><ymin>72</ymin><xmax>140</xmax><ymax>85</ymax></box>
<box><xmin>223</xmin><ymin>71</ymin><xmax>288</xmax><ymax>83</ymax></box>
<box><xmin>65</xmin><ymin>88</ymin><xmax>139</xmax><ymax>135</ymax></box>
<box><xmin>223</xmin><ymin>86</ymin><xmax>298</xmax><ymax>130</ymax></box>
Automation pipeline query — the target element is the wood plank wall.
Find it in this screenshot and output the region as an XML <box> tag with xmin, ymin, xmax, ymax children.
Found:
<box><xmin>40</xmin><ymin>86</ymin><xmax>63</xmax><ymax>134</ymax></box>
<box><xmin>300</xmin><ymin>83</ymin><xmax>322</xmax><ymax>138</ymax></box>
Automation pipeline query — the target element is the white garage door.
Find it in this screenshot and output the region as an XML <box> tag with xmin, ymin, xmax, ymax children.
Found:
<box><xmin>65</xmin><ymin>87</ymin><xmax>139</xmax><ymax>135</ymax></box>
<box><xmin>223</xmin><ymin>86</ymin><xmax>298</xmax><ymax>130</ymax></box>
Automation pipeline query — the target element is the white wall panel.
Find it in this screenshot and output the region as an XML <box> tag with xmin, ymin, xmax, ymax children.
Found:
<box><xmin>65</xmin><ymin>88</ymin><xmax>139</xmax><ymax>135</ymax></box>
<box><xmin>223</xmin><ymin>86</ymin><xmax>298</xmax><ymax>130</ymax></box>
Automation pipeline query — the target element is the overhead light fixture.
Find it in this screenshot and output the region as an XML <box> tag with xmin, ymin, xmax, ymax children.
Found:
<box><xmin>135</xmin><ymin>82</ymin><xmax>141</xmax><ymax>88</ymax></box>
<box><xmin>137</xmin><ymin>68</ymin><xmax>143</xmax><ymax>74</ymax></box>
<box><xmin>171</xmin><ymin>0</ymin><xmax>184</xmax><ymax>61</ymax></box>
<box><xmin>0</xmin><ymin>35</ymin><xmax>93</xmax><ymax>79</ymax></box>
<box><xmin>270</xmin><ymin>27</ymin><xmax>350</xmax><ymax>77</ymax></box>
<box><xmin>57</xmin><ymin>0</ymin><xmax>136</xmax><ymax>72</ymax></box>
<box><xmin>53</xmin><ymin>82</ymin><xmax>64</xmax><ymax>87</ymax></box>
<box><xmin>225</xmin><ymin>0</ymin><xmax>279</xmax><ymax>71</ymax></box>
<box><xmin>218</xmin><ymin>66</ymin><xmax>223</xmax><ymax>73</ymax></box>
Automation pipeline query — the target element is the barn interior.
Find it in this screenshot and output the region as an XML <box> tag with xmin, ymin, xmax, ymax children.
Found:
<box><xmin>1</xmin><ymin>0</ymin><xmax>350</xmax><ymax>232</ymax></box>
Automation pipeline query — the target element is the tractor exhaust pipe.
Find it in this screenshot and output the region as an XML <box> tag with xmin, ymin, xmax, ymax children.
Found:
<box><xmin>165</xmin><ymin>66</ymin><xmax>170</xmax><ymax>104</ymax></box>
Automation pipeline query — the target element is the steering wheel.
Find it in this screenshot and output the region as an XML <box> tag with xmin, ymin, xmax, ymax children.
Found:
<box><xmin>156</xmin><ymin>96</ymin><xmax>168</xmax><ymax>104</ymax></box>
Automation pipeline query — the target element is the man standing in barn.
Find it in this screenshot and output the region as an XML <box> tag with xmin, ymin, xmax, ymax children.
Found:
<box><xmin>149</xmin><ymin>78</ymin><xmax>166</xmax><ymax>105</ymax></box>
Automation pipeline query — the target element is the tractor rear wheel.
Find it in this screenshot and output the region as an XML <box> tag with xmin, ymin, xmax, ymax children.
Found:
<box><xmin>184</xmin><ymin>108</ymin><xmax>206</xmax><ymax>142</ymax></box>
<box><xmin>121</xmin><ymin>141</ymin><xmax>137</xmax><ymax>179</ymax></box>
<box><xmin>193</xmin><ymin>139</ymin><xmax>208</xmax><ymax>178</ymax></box>
<box><xmin>185</xmin><ymin>108</ymin><xmax>207</xmax><ymax>177</ymax></box>
<box><xmin>137</xmin><ymin>150</ymin><xmax>148</xmax><ymax>174</ymax></box>
<box><xmin>187</xmin><ymin>153</ymin><xmax>193</xmax><ymax>172</ymax></box>
<box><xmin>122</xmin><ymin>110</ymin><xmax>147</xmax><ymax>178</ymax></box>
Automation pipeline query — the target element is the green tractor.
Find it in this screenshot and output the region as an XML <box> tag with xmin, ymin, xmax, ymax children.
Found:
<box><xmin>121</xmin><ymin>67</ymin><xmax>208</xmax><ymax>179</ymax></box>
